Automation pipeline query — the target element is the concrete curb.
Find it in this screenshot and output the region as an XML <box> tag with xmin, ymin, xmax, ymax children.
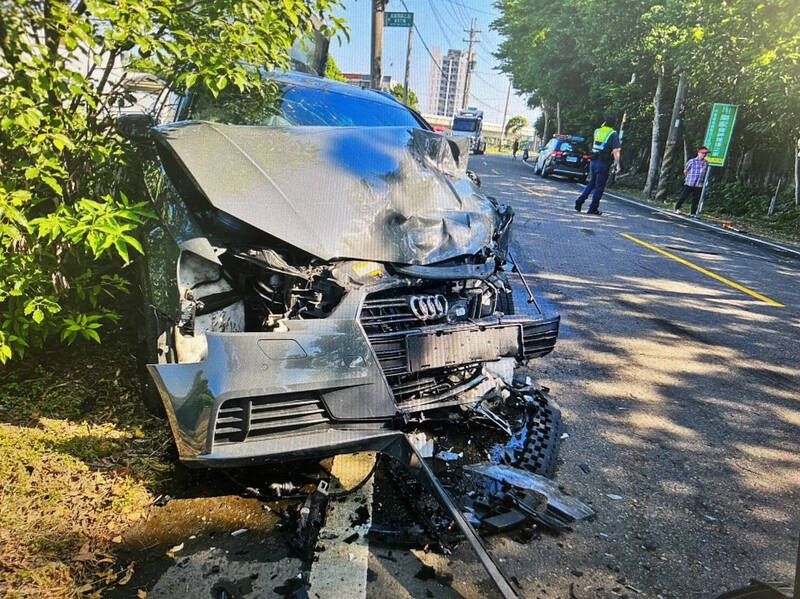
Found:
<box><xmin>521</xmin><ymin>158</ymin><xmax>800</xmax><ymax>260</ymax></box>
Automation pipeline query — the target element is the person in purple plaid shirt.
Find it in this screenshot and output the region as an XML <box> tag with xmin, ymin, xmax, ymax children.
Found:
<box><xmin>675</xmin><ymin>146</ymin><xmax>709</xmax><ymax>216</ymax></box>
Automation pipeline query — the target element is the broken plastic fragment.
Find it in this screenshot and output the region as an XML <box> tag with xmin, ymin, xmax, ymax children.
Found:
<box><xmin>606</xmin><ymin>494</ymin><xmax>624</xmax><ymax>501</ymax></box>
<box><xmin>465</xmin><ymin>463</ymin><xmax>595</xmax><ymax>522</ymax></box>
<box><xmin>436</xmin><ymin>451</ymin><xmax>463</xmax><ymax>461</ymax></box>
<box><xmin>407</xmin><ymin>432</ymin><xmax>434</xmax><ymax>458</ymax></box>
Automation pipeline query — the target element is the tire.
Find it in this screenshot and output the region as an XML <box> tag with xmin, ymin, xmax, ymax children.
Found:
<box><xmin>135</xmin><ymin>306</ymin><xmax>171</xmax><ymax>417</ymax></box>
<box><xmin>133</xmin><ymin>259</ymin><xmax>173</xmax><ymax>417</ymax></box>
<box><xmin>516</xmin><ymin>393</ymin><xmax>562</xmax><ymax>478</ymax></box>
<box><xmin>541</xmin><ymin>165</ymin><xmax>550</xmax><ymax>178</ymax></box>
<box><xmin>496</xmin><ymin>284</ymin><xmax>515</xmax><ymax>316</ymax></box>
<box><xmin>536</xmin><ymin>162</ymin><xmax>544</xmax><ymax>176</ymax></box>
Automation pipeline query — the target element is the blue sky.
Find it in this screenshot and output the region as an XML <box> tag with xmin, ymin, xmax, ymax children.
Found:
<box><xmin>328</xmin><ymin>0</ymin><xmax>539</xmax><ymax>126</ymax></box>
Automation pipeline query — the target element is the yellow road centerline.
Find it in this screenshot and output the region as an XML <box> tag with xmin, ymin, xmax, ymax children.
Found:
<box><xmin>621</xmin><ymin>233</ymin><xmax>784</xmax><ymax>307</ymax></box>
<box><xmin>515</xmin><ymin>183</ymin><xmax>547</xmax><ymax>197</ymax></box>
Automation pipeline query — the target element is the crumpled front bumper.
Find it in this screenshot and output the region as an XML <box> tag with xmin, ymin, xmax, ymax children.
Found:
<box><xmin>148</xmin><ymin>289</ymin><xmax>559</xmax><ymax>467</ymax></box>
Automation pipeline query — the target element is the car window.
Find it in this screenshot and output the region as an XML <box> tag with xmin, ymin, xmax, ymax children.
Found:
<box><xmin>452</xmin><ymin>117</ymin><xmax>478</xmax><ymax>132</ymax></box>
<box><xmin>557</xmin><ymin>141</ymin><xmax>574</xmax><ymax>152</ymax></box>
<box><xmin>190</xmin><ymin>82</ymin><xmax>422</xmax><ymax>128</ymax></box>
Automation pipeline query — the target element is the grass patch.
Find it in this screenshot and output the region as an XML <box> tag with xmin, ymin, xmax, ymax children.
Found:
<box><xmin>0</xmin><ymin>333</ymin><xmax>173</xmax><ymax>598</ymax></box>
<box><xmin>613</xmin><ymin>178</ymin><xmax>800</xmax><ymax>247</ymax></box>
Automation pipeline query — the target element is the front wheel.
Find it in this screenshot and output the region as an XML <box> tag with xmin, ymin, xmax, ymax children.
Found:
<box><xmin>135</xmin><ymin>307</ymin><xmax>174</xmax><ymax>417</ymax></box>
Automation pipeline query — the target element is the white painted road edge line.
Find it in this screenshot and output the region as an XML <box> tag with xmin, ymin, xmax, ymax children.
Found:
<box><xmin>518</xmin><ymin>157</ymin><xmax>800</xmax><ymax>260</ymax></box>
<box><xmin>308</xmin><ymin>453</ymin><xmax>376</xmax><ymax>598</ymax></box>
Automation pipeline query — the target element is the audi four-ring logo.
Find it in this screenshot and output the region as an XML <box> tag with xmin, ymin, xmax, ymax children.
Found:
<box><xmin>408</xmin><ymin>294</ymin><xmax>448</xmax><ymax>320</ymax></box>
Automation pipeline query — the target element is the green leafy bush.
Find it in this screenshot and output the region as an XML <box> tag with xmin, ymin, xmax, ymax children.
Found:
<box><xmin>0</xmin><ymin>0</ymin><xmax>343</xmax><ymax>362</ymax></box>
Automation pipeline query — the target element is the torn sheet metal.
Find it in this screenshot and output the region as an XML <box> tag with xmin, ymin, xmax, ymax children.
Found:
<box><xmin>464</xmin><ymin>463</ymin><xmax>595</xmax><ymax>522</ymax></box>
<box><xmin>153</xmin><ymin>122</ymin><xmax>505</xmax><ymax>264</ymax></box>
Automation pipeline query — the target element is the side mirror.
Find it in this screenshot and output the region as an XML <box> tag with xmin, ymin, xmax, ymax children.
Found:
<box><xmin>116</xmin><ymin>113</ymin><xmax>155</xmax><ymax>142</ymax></box>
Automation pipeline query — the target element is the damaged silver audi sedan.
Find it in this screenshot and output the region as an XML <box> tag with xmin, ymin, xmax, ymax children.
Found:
<box><xmin>124</xmin><ymin>72</ymin><xmax>560</xmax><ymax>466</ymax></box>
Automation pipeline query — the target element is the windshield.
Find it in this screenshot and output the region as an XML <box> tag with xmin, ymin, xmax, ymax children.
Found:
<box><xmin>190</xmin><ymin>82</ymin><xmax>422</xmax><ymax>128</ymax></box>
<box><xmin>452</xmin><ymin>117</ymin><xmax>478</xmax><ymax>132</ymax></box>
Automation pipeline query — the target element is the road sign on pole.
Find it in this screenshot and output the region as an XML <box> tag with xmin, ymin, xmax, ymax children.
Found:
<box><xmin>703</xmin><ymin>103</ymin><xmax>738</xmax><ymax>167</ymax></box>
<box><xmin>384</xmin><ymin>12</ymin><xmax>413</xmax><ymax>27</ymax></box>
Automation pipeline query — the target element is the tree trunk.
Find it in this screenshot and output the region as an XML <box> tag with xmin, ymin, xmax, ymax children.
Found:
<box><xmin>795</xmin><ymin>137</ymin><xmax>800</xmax><ymax>207</ymax></box>
<box><xmin>542</xmin><ymin>102</ymin><xmax>552</xmax><ymax>142</ymax></box>
<box><xmin>643</xmin><ymin>67</ymin><xmax>664</xmax><ymax>197</ymax></box>
<box><xmin>655</xmin><ymin>72</ymin><xmax>688</xmax><ymax>202</ymax></box>
<box><xmin>683</xmin><ymin>134</ymin><xmax>689</xmax><ymax>166</ymax></box>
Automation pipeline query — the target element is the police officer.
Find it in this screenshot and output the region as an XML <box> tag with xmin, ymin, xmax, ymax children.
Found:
<box><xmin>575</xmin><ymin>114</ymin><xmax>621</xmax><ymax>215</ymax></box>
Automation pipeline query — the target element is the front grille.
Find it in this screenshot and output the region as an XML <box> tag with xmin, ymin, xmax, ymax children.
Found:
<box><xmin>360</xmin><ymin>290</ymin><xmax>486</xmax><ymax>409</ymax></box>
<box><xmin>214</xmin><ymin>393</ymin><xmax>330</xmax><ymax>444</ymax></box>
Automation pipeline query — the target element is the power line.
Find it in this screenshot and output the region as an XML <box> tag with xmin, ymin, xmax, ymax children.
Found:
<box><xmin>442</xmin><ymin>0</ymin><xmax>468</xmax><ymax>29</ymax></box>
<box><xmin>447</xmin><ymin>0</ymin><xmax>496</xmax><ymax>17</ymax></box>
<box><xmin>427</xmin><ymin>0</ymin><xmax>457</xmax><ymax>48</ymax></box>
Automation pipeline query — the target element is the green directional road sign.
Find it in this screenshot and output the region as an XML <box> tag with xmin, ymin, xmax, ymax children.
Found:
<box><xmin>703</xmin><ymin>103</ymin><xmax>738</xmax><ymax>166</ymax></box>
<box><xmin>384</xmin><ymin>11</ymin><xmax>413</xmax><ymax>27</ymax></box>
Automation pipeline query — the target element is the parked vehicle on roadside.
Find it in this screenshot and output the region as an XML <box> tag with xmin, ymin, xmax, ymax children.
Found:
<box><xmin>533</xmin><ymin>134</ymin><xmax>590</xmax><ymax>182</ymax></box>
<box><xmin>118</xmin><ymin>71</ymin><xmax>560</xmax><ymax>468</ymax></box>
<box><xmin>451</xmin><ymin>109</ymin><xmax>487</xmax><ymax>154</ymax></box>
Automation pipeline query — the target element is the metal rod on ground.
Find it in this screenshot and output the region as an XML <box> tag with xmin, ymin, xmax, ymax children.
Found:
<box><xmin>696</xmin><ymin>165</ymin><xmax>712</xmax><ymax>216</ymax></box>
<box><xmin>383</xmin><ymin>435</ymin><xmax>520</xmax><ymax>599</ymax></box>
<box><xmin>403</xmin><ymin>22</ymin><xmax>413</xmax><ymax>106</ymax></box>
<box><xmin>370</xmin><ymin>0</ymin><xmax>385</xmax><ymax>90</ymax></box>
<box><xmin>508</xmin><ymin>252</ymin><xmax>541</xmax><ymax>313</ymax></box>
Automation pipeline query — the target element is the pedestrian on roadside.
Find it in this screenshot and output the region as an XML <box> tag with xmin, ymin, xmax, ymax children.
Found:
<box><xmin>674</xmin><ymin>146</ymin><xmax>710</xmax><ymax>217</ymax></box>
<box><xmin>575</xmin><ymin>114</ymin><xmax>621</xmax><ymax>215</ymax></box>
<box><xmin>512</xmin><ymin>138</ymin><xmax>519</xmax><ymax>160</ymax></box>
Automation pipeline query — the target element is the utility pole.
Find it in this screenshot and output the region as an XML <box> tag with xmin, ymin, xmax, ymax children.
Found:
<box><xmin>655</xmin><ymin>72</ymin><xmax>688</xmax><ymax>202</ymax></box>
<box><xmin>403</xmin><ymin>23</ymin><xmax>413</xmax><ymax>105</ymax></box>
<box><xmin>461</xmin><ymin>19</ymin><xmax>480</xmax><ymax>110</ymax></box>
<box><xmin>370</xmin><ymin>0</ymin><xmax>386</xmax><ymax>90</ymax></box>
<box><xmin>498</xmin><ymin>79</ymin><xmax>512</xmax><ymax>150</ymax></box>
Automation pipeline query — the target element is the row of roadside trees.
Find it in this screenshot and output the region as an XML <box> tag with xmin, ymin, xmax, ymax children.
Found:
<box><xmin>492</xmin><ymin>0</ymin><xmax>799</xmax><ymax>207</ymax></box>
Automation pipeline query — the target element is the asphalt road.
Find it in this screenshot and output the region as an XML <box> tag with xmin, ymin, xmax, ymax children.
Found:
<box><xmin>435</xmin><ymin>152</ymin><xmax>800</xmax><ymax>598</ymax></box>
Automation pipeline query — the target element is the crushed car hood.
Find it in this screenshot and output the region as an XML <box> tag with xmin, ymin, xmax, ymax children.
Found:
<box><xmin>154</xmin><ymin>122</ymin><xmax>505</xmax><ymax>264</ymax></box>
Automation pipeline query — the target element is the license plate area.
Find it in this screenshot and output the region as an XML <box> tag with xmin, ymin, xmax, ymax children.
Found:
<box><xmin>406</xmin><ymin>326</ymin><xmax>521</xmax><ymax>372</ymax></box>
<box><xmin>566</xmin><ymin>156</ymin><xmax>578</xmax><ymax>162</ymax></box>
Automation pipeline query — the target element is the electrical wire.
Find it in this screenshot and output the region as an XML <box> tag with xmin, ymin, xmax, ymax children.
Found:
<box><xmin>399</xmin><ymin>0</ymin><xmax>444</xmax><ymax>75</ymax></box>
<box><xmin>447</xmin><ymin>0</ymin><xmax>496</xmax><ymax>17</ymax></box>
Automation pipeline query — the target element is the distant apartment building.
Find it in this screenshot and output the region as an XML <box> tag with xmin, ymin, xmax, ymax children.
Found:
<box><xmin>341</xmin><ymin>72</ymin><xmax>396</xmax><ymax>91</ymax></box>
<box><xmin>426</xmin><ymin>48</ymin><xmax>467</xmax><ymax>117</ymax></box>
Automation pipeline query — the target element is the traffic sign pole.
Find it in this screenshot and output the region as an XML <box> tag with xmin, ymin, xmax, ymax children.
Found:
<box><xmin>696</xmin><ymin>103</ymin><xmax>738</xmax><ymax>215</ymax></box>
<box><xmin>696</xmin><ymin>163</ymin><xmax>712</xmax><ymax>216</ymax></box>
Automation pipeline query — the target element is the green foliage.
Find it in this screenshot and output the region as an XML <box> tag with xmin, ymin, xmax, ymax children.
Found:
<box><xmin>0</xmin><ymin>0</ymin><xmax>342</xmax><ymax>362</ymax></box>
<box><xmin>390</xmin><ymin>84</ymin><xmax>419</xmax><ymax>111</ymax></box>
<box><xmin>505</xmin><ymin>115</ymin><xmax>528</xmax><ymax>136</ymax></box>
<box><xmin>325</xmin><ymin>56</ymin><xmax>347</xmax><ymax>82</ymax></box>
<box><xmin>493</xmin><ymin>0</ymin><xmax>800</xmax><ymax>188</ymax></box>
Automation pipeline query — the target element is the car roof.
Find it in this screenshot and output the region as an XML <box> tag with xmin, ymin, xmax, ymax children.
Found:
<box><xmin>268</xmin><ymin>71</ymin><xmax>406</xmax><ymax>110</ymax></box>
